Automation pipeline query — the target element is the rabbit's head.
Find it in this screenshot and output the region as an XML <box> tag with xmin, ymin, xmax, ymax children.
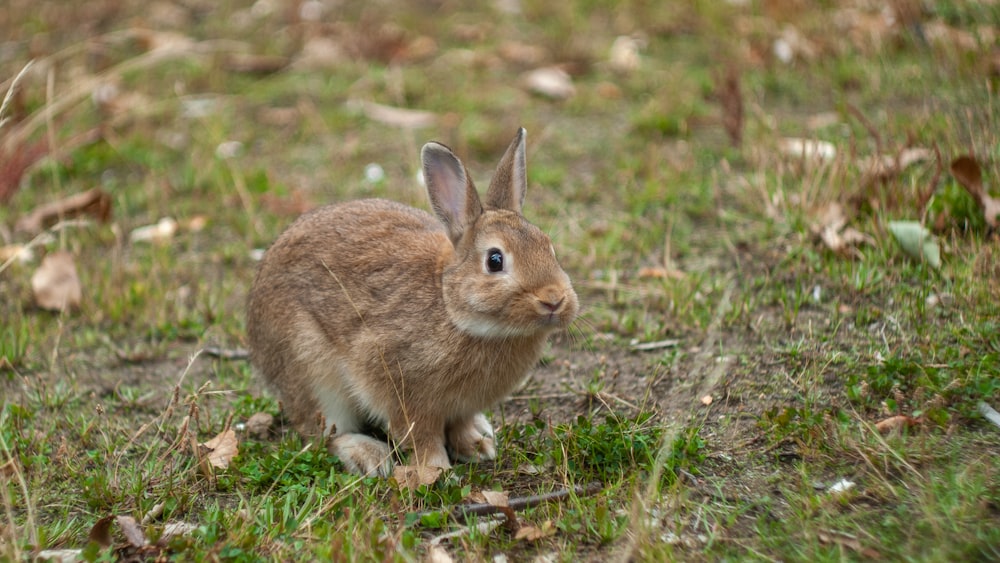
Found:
<box><xmin>422</xmin><ymin>128</ymin><xmax>578</xmax><ymax>339</ymax></box>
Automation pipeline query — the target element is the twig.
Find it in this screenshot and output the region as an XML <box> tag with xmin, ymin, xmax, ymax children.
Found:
<box><xmin>415</xmin><ymin>482</ymin><xmax>603</xmax><ymax>525</ymax></box>
<box><xmin>203</xmin><ymin>346</ymin><xmax>249</xmax><ymax>360</ymax></box>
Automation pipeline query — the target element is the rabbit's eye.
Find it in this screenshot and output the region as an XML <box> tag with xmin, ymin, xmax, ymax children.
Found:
<box><xmin>486</xmin><ymin>248</ymin><xmax>504</xmax><ymax>272</ymax></box>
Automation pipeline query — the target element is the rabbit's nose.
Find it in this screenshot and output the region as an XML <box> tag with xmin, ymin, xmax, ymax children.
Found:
<box><xmin>540</xmin><ymin>297</ymin><xmax>564</xmax><ymax>312</ymax></box>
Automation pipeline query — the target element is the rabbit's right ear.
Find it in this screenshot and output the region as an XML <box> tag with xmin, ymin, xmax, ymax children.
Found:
<box><xmin>422</xmin><ymin>142</ymin><xmax>483</xmax><ymax>244</ymax></box>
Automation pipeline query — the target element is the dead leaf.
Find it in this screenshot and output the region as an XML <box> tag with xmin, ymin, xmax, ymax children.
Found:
<box><xmin>159</xmin><ymin>522</ymin><xmax>198</xmax><ymax>543</ymax></box>
<box><xmin>467</xmin><ymin>490</ymin><xmax>509</xmax><ymax>507</ymax></box>
<box><xmin>393</xmin><ymin>465</ymin><xmax>443</xmax><ymax>489</ymax></box>
<box><xmin>609</xmin><ymin>36</ymin><xmax>641</xmax><ymax>73</ymax></box>
<box><xmin>811</xmin><ymin>203</ymin><xmax>873</xmax><ymax>256</ymax></box>
<box><xmin>129</xmin><ymin>217</ymin><xmax>178</xmax><ymax>243</ymax></box>
<box><xmin>817</xmin><ymin>530</ymin><xmax>882</xmax><ymax>559</ymax></box>
<box><xmin>199</xmin><ymin>429</ymin><xmax>238</xmax><ymax>470</ymax></box>
<box><xmin>861</xmin><ymin>147</ymin><xmax>933</xmax><ymax>181</ymax></box>
<box><xmin>951</xmin><ymin>155</ymin><xmax>1000</xmax><ymax>228</ymax></box>
<box><xmin>0</xmin><ymin>459</ymin><xmax>15</xmax><ymax>478</ymax></box>
<box><xmin>88</xmin><ymin>515</ymin><xmax>115</xmax><ymax>547</ymax></box>
<box><xmin>425</xmin><ymin>545</ymin><xmax>455</xmax><ymax>563</ymax></box>
<box><xmin>637</xmin><ymin>266</ymin><xmax>685</xmax><ymax>280</ymax></box>
<box><xmin>116</xmin><ymin>515</ymin><xmax>147</xmax><ymax>548</ymax></box>
<box><xmin>717</xmin><ymin>65</ymin><xmax>743</xmax><ymax>147</ymax></box>
<box><xmin>223</xmin><ymin>53</ymin><xmax>289</xmax><ymax>74</ymax></box>
<box><xmin>348</xmin><ymin>100</ymin><xmax>438</xmax><ymax>129</ymax></box>
<box><xmin>875</xmin><ymin>414</ymin><xmax>918</xmax><ymax>433</ymax></box>
<box><xmin>34</xmin><ymin>549</ymin><xmax>82</xmax><ymax>562</ymax></box>
<box><xmin>498</xmin><ymin>41</ymin><xmax>548</xmax><ymax>66</ymax></box>
<box><xmin>14</xmin><ymin>188</ymin><xmax>112</xmax><ymax>235</ymax></box>
<box><xmin>779</xmin><ymin>137</ymin><xmax>836</xmax><ymax>161</ymax></box>
<box><xmin>513</xmin><ymin>520</ymin><xmax>554</xmax><ymax>542</ymax></box>
<box><xmin>521</xmin><ymin>67</ymin><xmax>575</xmax><ymax>100</ymax></box>
<box><xmin>244</xmin><ymin>412</ymin><xmax>274</xmax><ymax>438</ymax></box>
<box><xmin>31</xmin><ymin>251</ymin><xmax>82</xmax><ymax>312</ymax></box>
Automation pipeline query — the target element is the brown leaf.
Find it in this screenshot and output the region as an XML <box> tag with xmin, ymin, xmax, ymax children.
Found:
<box><xmin>717</xmin><ymin>65</ymin><xmax>743</xmax><ymax>147</ymax></box>
<box><xmin>199</xmin><ymin>429</ymin><xmax>238</xmax><ymax>470</ymax></box>
<box><xmin>14</xmin><ymin>188</ymin><xmax>112</xmax><ymax>235</ymax></box>
<box><xmin>31</xmin><ymin>251</ymin><xmax>82</xmax><ymax>312</ymax></box>
<box><xmin>425</xmin><ymin>545</ymin><xmax>455</xmax><ymax>563</ymax></box>
<box><xmin>811</xmin><ymin>203</ymin><xmax>873</xmax><ymax>255</ymax></box>
<box><xmin>817</xmin><ymin>530</ymin><xmax>882</xmax><ymax>559</ymax></box>
<box><xmin>467</xmin><ymin>490</ymin><xmax>509</xmax><ymax>507</ymax></box>
<box><xmin>116</xmin><ymin>516</ymin><xmax>147</xmax><ymax>548</ymax></box>
<box><xmin>223</xmin><ymin>54</ymin><xmax>289</xmax><ymax>75</ymax></box>
<box><xmin>951</xmin><ymin>155</ymin><xmax>1000</xmax><ymax>228</ymax></box>
<box><xmin>0</xmin><ymin>458</ymin><xmax>16</xmax><ymax>479</ymax></box>
<box><xmin>637</xmin><ymin>266</ymin><xmax>685</xmax><ymax>280</ymax></box>
<box><xmin>348</xmin><ymin>100</ymin><xmax>438</xmax><ymax>129</ymax></box>
<box><xmin>0</xmin><ymin>140</ymin><xmax>48</xmax><ymax>203</ymax></box>
<box><xmin>89</xmin><ymin>515</ymin><xmax>115</xmax><ymax>547</ymax></box>
<box><xmin>393</xmin><ymin>465</ymin><xmax>443</xmax><ymax>489</ymax></box>
<box><xmin>513</xmin><ymin>520</ymin><xmax>554</xmax><ymax>542</ymax></box>
<box><xmin>875</xmin><ymin>414</ymin><xmax>918</xmax><ymax>433</ymax></box>
<box><xmin>521</xmin><ymin>67</ymin><xmax>575</xmax><ymax>100</ymax></box>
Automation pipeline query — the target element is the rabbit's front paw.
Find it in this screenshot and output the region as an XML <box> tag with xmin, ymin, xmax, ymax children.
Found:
<box><xmin>447</xmin><ymin>413</ymin><xmax>496</xmax><ymax>463</ymax></box>
<box><xmin>329</xmin><ymin>433</ymin><xmax>393</xmax><ymax>477</ymax></box>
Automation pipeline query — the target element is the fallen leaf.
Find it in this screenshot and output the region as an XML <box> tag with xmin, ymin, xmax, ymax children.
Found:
<box><xmin>199</xmin><ymin>429</ymin><xmax>238</xmax><ymax>470</ymax></box>
<box><xmin>347</xmin><ymin>100</ymin><xmax>437</xmax><ymax>129</ymax></box>
<box><xmin>159</xmin><ymin>522</ymin><xmax>199</xmax><ymax>543</ymax></box>
<box><xmin>498</xmin><ymin>41</ymin><xmax>548</xmax><ymax>66</ymax></box>
<box><xmin>129</xmin><ymin>217</ymin><xmax>178</xmax><ymax>243</ymax></box>
<box><xmin>223</xmin><ymin>53</ymin><xmax>289</xmax><ymax>74</ymax></box>
<box><xmin>393</xmin><ymin>465</ymin><xmax>443</xmax><ymax>489</ymax></box>
<box><xmin>875</xmin><ymin>414</ymin><xmax>919</xmax><ymax>433</ymax></box>
<box><xmin>116</xmin><ymin>515</ymin><xmax>147</xmax><ymax>548</ymax></box>
<box><xmin>637</xmin><ymin>266</ymin><xmax>685</xmax><ymax>280</ymax></box>
<box><xmin>521</xmin><ymin>67</ymin><xmax>575</xmax><ymax>100</ymax></box>
<box><xmin>467</xmin><ymin>490</ymin><xmax>509</xmax><ymax>507</ymax></box>
<box><xmin>861</xmin><ymin>147</ymin><xmax>933</xmax><ymax>181</ymax></box>
<box><xmin>0</xmin><ymin>459</ymin><xmax>15</xmax><ymax>478</ymax></box>
<box><xmin>608</xmin><ymin>36</ymin><xmax>641</xmax><ymax>73</ymax></box>
<box><xmin>89</xmin><ymin>515</ymin><xmax>115</xmax><ymax>547</ymax></box>
<box><xmin>35</xmin><ymin>550</ymin><xmax>83</xmax><ymax>562</ymax></box>
<box><xmin>951</xmin><ymin>155</ymin><xmax>1000</xmax><ymax>228</ymax></box>
<box><xmin>779</xmin><ymin>138</ymin><xmax>836</xmax><ymax>161</ymax></box>
<box><xmin>140</xmin><ymin>502</ymin><xmax>165</xmax><ymax>525</ymax></box>
<box><xmin>31</xmin><ymin>251</ymin><xmax>82</xmax><ymax>312</ymax></box>
<box><xmin>425</xmin><ymin>545</ymin><xmax>455</xmax><ymax>563</ymax></box>
<box><xmin>717</xmin><ymin>65</ymin><xmax>743</xmax><ymax>147</ymax></box>
<box><xmin>513</xmin><ymin>520</ymin><xmax>553</xmax><ymax>542</ymax></box>
<box><xmin>888</xmin><ymin>221</ymin><xmax>941</xmax><ymax>268</ymax></box>
<box><xmin>827</xmin><ymin>478</ymin><xmax>855</xmax><ymax>495</ymax></box>
<box><xmin>14</xmin><ymin>188</ymin><xmax>112</xmax><ymax>235</ymax></box>
<box><xmin>811</xmin><ymin>203</ymin><xmax>873</xmax><ymax>255</ymax></box>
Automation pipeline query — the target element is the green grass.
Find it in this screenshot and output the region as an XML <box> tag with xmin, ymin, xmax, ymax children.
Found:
<box><xmin>2</xmin><ymin>0</ymin><xmax>1000</xmax><ymax>561</ymax></box>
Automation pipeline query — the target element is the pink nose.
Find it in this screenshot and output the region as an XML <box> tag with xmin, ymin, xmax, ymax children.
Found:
<box><xmin>540</xmin><ymin>297</ymin><xmax>564</xmax><ymax>312</ymax></box>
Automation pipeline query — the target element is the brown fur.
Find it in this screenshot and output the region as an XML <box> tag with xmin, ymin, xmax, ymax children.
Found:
<box><xmin>246</xmin><ymin>128</ymin><xmax>578</xmax><ymax>474</ymax></box>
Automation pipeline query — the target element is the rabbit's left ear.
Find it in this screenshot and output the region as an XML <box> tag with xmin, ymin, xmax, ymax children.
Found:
<box><xmin>484</xmin><ymin>128</ymin><xmax>527</xmax><ymax>214</ymax></box>
<box><xmin>422</xmin><ymin>141</ymin><xmax>484</xmax><ymax>244</ymax></box>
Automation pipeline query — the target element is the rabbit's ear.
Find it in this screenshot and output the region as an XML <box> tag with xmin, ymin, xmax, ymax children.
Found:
<box><xmin>484</xmin><ymin>127</ymin><xmax>527</xmax><ymax>214</ymax></box>
<box><xmin>422</xmin><ymin>141</ymin><xmax>483</xmax><ymax>244</ymax></box>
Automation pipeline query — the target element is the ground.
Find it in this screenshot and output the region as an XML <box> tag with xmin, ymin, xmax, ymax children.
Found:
<box><xmin>2</xmin><ymin>1</ymin><xmax>1000</xmax><ymax>561</ymax></box>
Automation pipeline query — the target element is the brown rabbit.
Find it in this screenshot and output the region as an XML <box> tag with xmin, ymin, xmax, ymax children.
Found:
<box><xmin>246</xmin><ymin>128</ymin><xmax>578</xmax><ymax>476</ymax></box>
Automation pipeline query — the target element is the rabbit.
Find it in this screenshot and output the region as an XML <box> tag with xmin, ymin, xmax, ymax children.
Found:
<box><xmin>246</xmin><ymin>128</ymin><xmax>578</xmax><ymax>476</ymax></box>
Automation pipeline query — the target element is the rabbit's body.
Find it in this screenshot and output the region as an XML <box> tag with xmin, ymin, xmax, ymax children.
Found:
<box><xmin>247</xmin><ymin>129</ymin><xmax>577</xmax><ymax>475</ymax></box>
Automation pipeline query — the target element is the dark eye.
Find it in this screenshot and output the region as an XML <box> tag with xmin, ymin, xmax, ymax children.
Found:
<box><xmin>486</xmin><ymin>248</ymin><xmax>504</xmax><ymax>272</ymax></box>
